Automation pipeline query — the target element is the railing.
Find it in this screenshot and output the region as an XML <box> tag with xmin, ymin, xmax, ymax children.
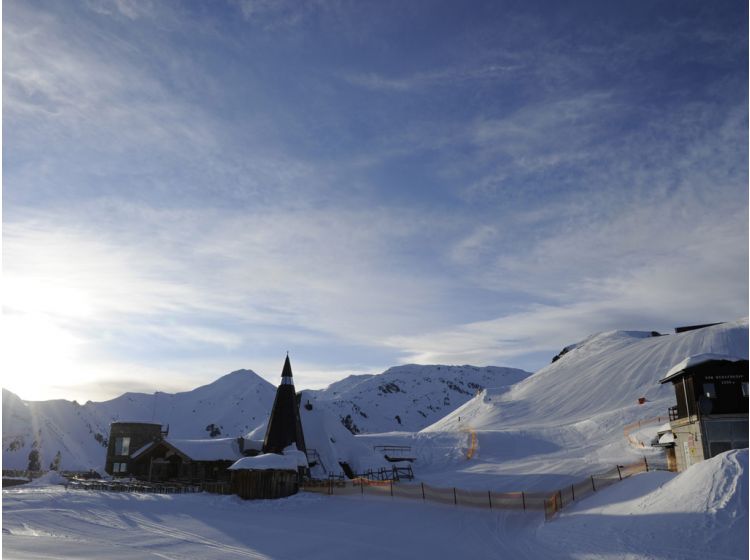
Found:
<box><xmin>326</xmin><ymin>465</ymin><xmax>414</xmax><ymax>482</ymax></box>
<box><xmin>306</xmin><ymin>449</ymin><xmax>327</xmax><ymax>474</ymax></box>
<box><xmin>374</xmin><ymin>445</ymin><xmax>416</xmax><ymax>462</ymax></box>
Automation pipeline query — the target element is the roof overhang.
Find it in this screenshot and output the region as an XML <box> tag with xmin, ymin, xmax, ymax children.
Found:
<box><xmin>659</xmin><ymin>354</ymin><xmax>748</xmax><ymax>385</ymax></box>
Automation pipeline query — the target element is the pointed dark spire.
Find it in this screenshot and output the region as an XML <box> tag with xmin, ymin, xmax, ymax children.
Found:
<box><xmin>262</xmin><ymin>354</ymin><xmax>307</xmax><ymax>455</ymax></box>
<box><xmin>281</xmin><ymin>354</ymin><xmax>293</xmax><ymax>379</ymax></box>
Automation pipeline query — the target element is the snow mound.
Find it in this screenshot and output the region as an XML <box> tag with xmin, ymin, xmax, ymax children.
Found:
<box><xmin>540</xmin><ymin>450</ymin><xmax>748</xmax><ymax>559</ymax></box>
<box><xmin>645</xmin><ymin>448</ymin><xmax>747</xmax><ymax>515</ymax></box>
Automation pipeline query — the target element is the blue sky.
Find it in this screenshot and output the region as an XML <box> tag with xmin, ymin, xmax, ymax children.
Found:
<box><xmin>3</xmin><ymin>0</ymin><xmax>748</xmax><ymax>402</ymax></box>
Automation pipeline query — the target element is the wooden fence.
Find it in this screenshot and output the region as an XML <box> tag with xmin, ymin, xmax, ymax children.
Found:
<box><xmin>301</xmin><ymin>457</ymin><xmax>654</xmax><ymax>521</ymax></box>
<box><xmin>302</xmin><ymin>478</ymin><xmax>548</xmax><ymax>512</ymax></box>
<box><xmin>67</xmin><ymin>479</ymin><xmax>204</xmax><ymax>494</ymax></box>
<box><xmin>543</xmin><ymin>458</ymin><xmax>651</xmax><ymax>520</ymax></box>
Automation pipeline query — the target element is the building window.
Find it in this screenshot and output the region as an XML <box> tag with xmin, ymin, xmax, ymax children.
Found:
<box><xmin>742</xmin><ymin>383</ymin><xmax>748</xmax><ymax>397</ymax></box>
<box><xmin>115</xmin><ymin>437</ymin><xmax>131</xmax><ymax>456</ymax></box>
<box><xmin>703</xmin><ymin>383</ymin><xmax>716</xmax><ymax>398</ymax></box>
<box><xmin>113</xmin><ymin>462</ymin><xmax>127</xmax><ymax>473</ymax></box>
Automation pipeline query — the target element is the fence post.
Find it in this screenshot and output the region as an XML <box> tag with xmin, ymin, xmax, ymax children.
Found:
<box><xmin>361</xmin><ymin>480</ymin><xmax>364</xmax><ymax>496</ymax></box>
<box><xmin>571</xmin><ymin>484</ymin><xmax>575</xmax><ymax>501</ymax></box>
<box><xmin>591</xmin><ymin>475</ymin><xmax>596</xmax><ymax>491</ymax></box>
<box><xmin>488</xmin><ymin>491</ymin><xmax>492</xmax><ymax>510</ymax></box>
<box><xmin>390</xmin><ymin>481</ymin><xmax>393</xmax><ymax>498</ymax></box>
<box><xmin>522</xmin><ymin>491</ymin><xmax>526</xmax><ymax>511</ymax></box>
<box><xmin>617</xmin><ymin>465</ymin><xmax>622</xmax><ymax>480</ymax></box>
<box><xmin>421</xmin><ymin>482</ymin><xmax>425</xmax><ymax>500</ymax></box>
<box><xmin>558</xmin><ymin>490</ymin><xmax>563</xmax><ymax>510</ymax></box>
<box><xmin>644</xmin><ymin>456</ymin><xmax>649</xmax><ymax>472</ymax></box>
<box><xmin>453</xmin><ymin>487</ymin><xmax>457</xmax><ymax>505</ymax></box>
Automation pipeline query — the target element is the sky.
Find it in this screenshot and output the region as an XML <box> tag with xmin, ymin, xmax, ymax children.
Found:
<box><xmin>2</xmin><ymin>0</ymin><xmax>748</xmax><ymax>402</ymax></box>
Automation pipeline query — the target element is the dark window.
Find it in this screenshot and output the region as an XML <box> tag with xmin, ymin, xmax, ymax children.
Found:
<box><xmin>742</xmin><ymin>383</ymin><xmax>748</xmax><ymax>397</ymax></box>
<box><xmin>115</xmin><ymin>437</ymin><xmax>130</xmax><ymax>456</ymax></box>
<box><xmin>703</xmin><ymin>383</ymin><xmax>716</xmax><ymax>398</ymax></box>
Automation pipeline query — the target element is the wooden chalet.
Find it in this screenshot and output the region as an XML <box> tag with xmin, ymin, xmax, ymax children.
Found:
<box><xmin>229</xmin><ymin>450</ymin><xmax>307</xmax><ymax>499</ymax></box>
<box><xmin>105</xmin><ymin>422</ymin><xmax>166</xmax><ymax>477</ymax></box>
<box><xmin>102</xmin><ymin>355</ymin><xmax>311</xmax><ymax>499</ymax></box>
<box><xmin>660</xmin><ymin>354</ymin><xmax>748</xmax><ymax>471</ymax></box>
<box><xmin>128</xmin><ymin>437</ymin><xmax>255</xmax><ymax>482</ymax></box>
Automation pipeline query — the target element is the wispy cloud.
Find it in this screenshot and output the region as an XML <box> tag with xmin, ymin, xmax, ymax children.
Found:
<box><xmin>84</xmin><ymin>0</ymin><xmax>158</xmax><ymax>20</ymax></box>
<box><xmin>3</xmin><ymin>1</ymin><xmax>746</xmax><ymax>401</ymax></box>
<box><xmin>345</xmin><ymin>62</ymin><xmax>522</xmax><ymax>92</ymax></box>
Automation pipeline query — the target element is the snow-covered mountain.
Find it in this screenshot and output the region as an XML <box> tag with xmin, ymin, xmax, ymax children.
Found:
<box><xmin>306</xmin><ymin>364</ymin><xmax>531</xmax><ymax>434</ymax></box>
<box><xmin>2</xmin><ymin>364</ymin><xmax>530</xmax><ymax>472</ymax></box>
<box><xmin>4</xmin><ymin>319</ymin><xmax>746</xmax><ymax>480</ymax></box>
<box><xmin>2</xmin><ymin>369</ymin><xmax>276</xmax><ymax>472</ymax></box>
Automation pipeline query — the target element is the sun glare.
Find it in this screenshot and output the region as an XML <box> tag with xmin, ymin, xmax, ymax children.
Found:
<box><xmin>2</xmin><ymin>275</ymin><xmax>93</xmax><ymax>401</ymax></box>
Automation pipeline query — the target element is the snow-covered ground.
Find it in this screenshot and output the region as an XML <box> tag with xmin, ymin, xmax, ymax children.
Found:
<box><xmin>3</xmin><ymin>450</ymin><xmax>747</xmax><ymax>559</ymax></box>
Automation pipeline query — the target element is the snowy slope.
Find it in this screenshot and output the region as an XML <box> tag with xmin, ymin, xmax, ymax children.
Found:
<box><xmin>363</xmin><ymin>319</ymin><xmax>748</xmax><ymax>491</ymax></box>
<box><xmin>2</xmin><ymin>370</ymin><xmax>275</xmax><ymax>472</ymax></box>
<box><xmin>431</xmin><ymin>319</ymin><xmax>748</xmax><ymax>431</ymax></box>
<box><xmin>309</xmin><ymin>364</ymin><xmax>531</xmax><ymax>434</ymax></box>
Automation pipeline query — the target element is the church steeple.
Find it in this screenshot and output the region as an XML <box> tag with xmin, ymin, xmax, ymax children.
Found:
<box><xmin>280</xmin><ymin>353</ymin><xmax>293</xmax><ymax>384</ymax></box>
<box><xmin>262</xmin><ymin>354</ymin><xmax>307</xmax><ymax>455</ymax></box>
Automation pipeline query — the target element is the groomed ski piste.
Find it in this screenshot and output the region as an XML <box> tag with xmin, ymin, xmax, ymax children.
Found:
<box><xmin>3</xmin><ymin>319</ymin><xmax>749</xmax><ymax>559</ymax></box>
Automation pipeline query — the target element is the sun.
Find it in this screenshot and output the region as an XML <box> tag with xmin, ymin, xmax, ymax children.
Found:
<box><xmin>2</xmin><ymin>278</ymin><xmax>92</xmax><ymax>401</ymax></box>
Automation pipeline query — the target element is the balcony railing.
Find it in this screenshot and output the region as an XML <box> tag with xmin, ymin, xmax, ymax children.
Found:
<box><xmin>668</xmin><ymin>405</ymin><xmax>679</xmax><ymax>421</ymax></box>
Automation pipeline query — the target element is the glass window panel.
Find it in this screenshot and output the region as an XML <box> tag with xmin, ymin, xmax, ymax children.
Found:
<box><xmin>730</xmin><ymin>421</ymin><xmax>749</xmax><ymax>440</ymax></box>
<box><xmin>115</xmin><ymin>437</ymin><xmax>131</xmax><ymax>456</ymax></box>
<box><xmin>707</xmin><ymin>421</ymin><xmax>732</xmax><ymax>440</ymax></box>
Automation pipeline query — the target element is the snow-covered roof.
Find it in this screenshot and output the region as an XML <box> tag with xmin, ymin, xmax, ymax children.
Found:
<box><xmin>282</xmin><ymin>444</ymin><xmax>310</xmax><ymax>468</ymax></box>
<box><xmin>132</xmin><ymin>438</ymin><xmax>242</xmax><ymax>461</ymax></box>
<box><xmin>658</xmin><ymin>432</ymin><xmax>675</xmax><ymax>445</ymax></box>
<box><xmin>660</xmin><ymin>354</ymin><xmax>747</xmax><ymax>383</ymax></box>
<box><xmin>165</xmin><ymin>438</ymin><xmax>242</xmax><ymax>461</ymax></box>
<box><xmin>656</xmin><ymin>422</ymin><xmax>672</xmax><ymax>435</ymax></box>
<box><xmin>228</xmin><ymin>453</ymin><xmax>299</xmax><ymax>471</ymax></box>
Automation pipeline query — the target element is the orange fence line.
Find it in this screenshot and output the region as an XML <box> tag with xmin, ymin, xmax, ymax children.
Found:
<box><xmin>466</xmin><ymin>430</ymin><xmax>478</xmax><ymax>460</ymax></box>
<box><xmin>301</xmin><ymin>457</ymin><xmax>653</xmax><ymax>522</ymax></box>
